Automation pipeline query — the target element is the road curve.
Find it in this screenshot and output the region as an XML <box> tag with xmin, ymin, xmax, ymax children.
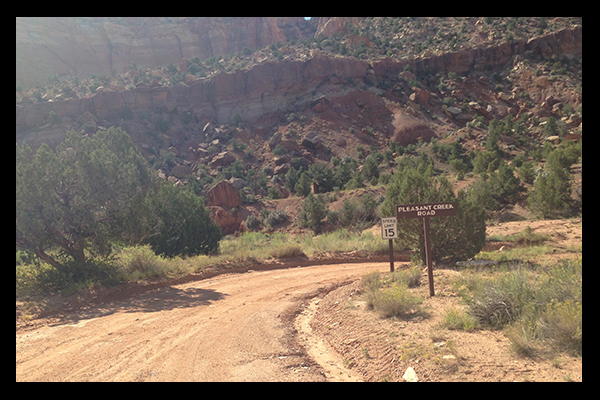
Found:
<box><xmin>16</xmin><ymin>262</ymin><xmax>392</xmax><ymax>382</ymax></box>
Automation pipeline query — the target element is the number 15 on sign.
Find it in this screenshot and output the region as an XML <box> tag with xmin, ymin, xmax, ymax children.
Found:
<box><xmin>381</xmin><ymin>218</ymin><xmax>398</xmax><ymax>239</ymax></box>
<box><xmin>381</xmin><ymin>218</ymin><xmax>398</xmax><ymax>273</ymax></box>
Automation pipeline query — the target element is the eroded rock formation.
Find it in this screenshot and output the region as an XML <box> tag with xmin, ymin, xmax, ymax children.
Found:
<box><xmin>16</xmin><ymin>17</ymin><xmax>314</xmax><ymax>88</ymax></box>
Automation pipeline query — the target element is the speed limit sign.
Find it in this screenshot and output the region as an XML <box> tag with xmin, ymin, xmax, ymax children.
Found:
<box><xmin>381</xmin><ymin>218</ymin><xmax>398</xmax><ymax>240</ymax></box>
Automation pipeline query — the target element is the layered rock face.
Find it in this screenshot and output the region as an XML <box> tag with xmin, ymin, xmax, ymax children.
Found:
<box><xmin>371</xmin><ymin>26</ymin><xmax>582</xmax><ymax>78</ymax></box>
<box><xmin>15</xmin><ymin>19</ymin><xmax>582</xmax><ymax>236</ymax></box>
<box><xmin>16</xmin><ymin>54</ymin><xmax>371</xmax><ymax>145</ymax></box>
<box><xmin>16</xmin><ymin>25</ymin><xmax>581</xmax><ymax>146</ymax></box>
<box><xmin>16</xmin><ymin>17</ymin><xmax>313</xmax><ymax>88</ymax></box>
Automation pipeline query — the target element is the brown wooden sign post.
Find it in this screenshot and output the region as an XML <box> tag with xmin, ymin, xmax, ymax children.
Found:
<box><xmin>396</xmin><ymin>202</ymin><xmax>457</xmax><ymax>297</ymax></box>
<box><xmin>381</xmin><ymin>218</ymin><xmax>398</xmax><ymax>273</ymax></box>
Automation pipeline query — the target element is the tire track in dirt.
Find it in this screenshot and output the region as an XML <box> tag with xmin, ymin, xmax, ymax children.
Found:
<box><xmin>295</xmin><ymin>298</ymin><xmax>363</xmax><ymax>382</ymax></box>
<box><xmin>16</xmin><ymin>262</ymin><xmax>392</xmax><ymax>382</ymax></box>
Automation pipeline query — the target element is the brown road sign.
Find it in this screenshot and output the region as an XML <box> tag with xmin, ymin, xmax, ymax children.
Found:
<box><xmin>395</xmin><ymin>202</ymin><xmax>457</xmax><ymax>297</ymax></box>
<box><xmin>396</xmin><ymin>202</ymin><xmax>457</xmax><ymax>220</ymax></box>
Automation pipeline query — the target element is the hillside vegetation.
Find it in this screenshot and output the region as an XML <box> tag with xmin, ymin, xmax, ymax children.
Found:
<box><xmin>16</xmin><ymin>17</ymin><xmax>582</xmax><ymax>298</ymax></box>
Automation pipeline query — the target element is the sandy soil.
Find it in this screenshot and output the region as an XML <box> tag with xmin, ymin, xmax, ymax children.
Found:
<box><xmin>16</xmin><ymin>261</ymin><xmax>390</xmax><ymax>382</ymax></box>
<box><xmin>16</xmin><ymin>219</ymin><xmax>582</xmax><ymax>382</ymax></box>
<box><xmin>307</xmin><ymin>273</ymin><xmax>582</xmax><ymax>382</ymax></box>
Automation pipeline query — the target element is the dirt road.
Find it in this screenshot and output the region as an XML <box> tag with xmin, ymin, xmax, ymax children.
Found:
<box><xmin>16</xmin><ymin>261</ymin><xmax>391</xmax><ymax>382</ymax></box>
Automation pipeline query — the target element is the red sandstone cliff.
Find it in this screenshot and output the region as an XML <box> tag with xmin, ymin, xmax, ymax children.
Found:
<box><xmin>15</xmin><ymin>17</ymin><xmax>312</xmax><ymax>88</ymax></box>
<box><xmin>16</xmin><ymin>26</ymin><xmax>581</xmax><ymax>142</ymax></box>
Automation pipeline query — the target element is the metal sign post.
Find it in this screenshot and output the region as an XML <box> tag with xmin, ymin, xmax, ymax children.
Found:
<box><xmin>396</xmin><ymin>202</ymin><xmax>457</xmax><ymax>297</ymax></box>
<box><xmin>381</xmin><ymin>218</ymin><xmax>398</xmax><ymax>273</ymax></box>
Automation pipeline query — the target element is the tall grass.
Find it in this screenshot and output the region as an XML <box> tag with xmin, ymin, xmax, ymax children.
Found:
<box><xmin>371</xmin><ymin>284</ymin><xmax>424</xmax><ymax>318</ymax></box>
<box><xmin>360</xmin><ymin>269</ymin><xmax>423</xmax><ymax>319</ymax></box>
<box><xmin>458</xmin><ymin>258</ymin><xmax>582</xmax><ymax>356</ymax></box>
<box><xmin>17</xmin><ymin>230</ymin><xmax>391</xmax><ymax>296</ymax></box>
<box><xmin>301</xmin><ymin>229</ymin><xmax>390</xmax><ymax>256</ymax></box>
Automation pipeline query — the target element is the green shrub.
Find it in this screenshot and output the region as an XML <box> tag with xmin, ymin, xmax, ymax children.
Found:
<box><xmin>381</xmin><ymin>159</ymin><xmax>486</xmax><ymax>262</ymax></box>
<box><xmin>488</xmin><ymin>161</ymin><xmax>525</xmax><ymax>206</ymax></box>
<box><xmin>295</xmin><ymin>172</ymin><xmax>312</xmax><ymax>197</ymax></box>
<box><xmin>370</xmin><ymin>283</ymin><xmax>423</xmax><ymax>319</ymax></box>
<box><xmin>308</xmin><ymin>162</ymin><xmax>337</xmax><ymax>193</ymax></box>
<box><xmin>511</xmin><ymin>226</ymin><xmax>549</xmax><ymax>246</ymax></box>
<box><xmin>142</xmin><ymin>182</ymin><xmax>222</xmax><ymax>257</ymax></box>
<box><xmin>265</xmin><ymin>209</ymin><xmax>288</xmax><ymax>228</ymax></box>
<box><xmin>17</xmin><ymin>258</ymin><xmax>122</xmax><ymax>295</ymax></box>
<box><xmin>390</xmin><ymin>266</ymin><xmax>422</xmax><ymax>288</ymax></box>
<box><xmin>268</xmin><ymin>244</ymin><xmax>305</xmax><ymax>259</ymax></box>
<box><xmin>361</xmin><ymin>271</ymin><xmax>423</xmax><ymax>319</ymax></box>
<box><xmin>245</xmin><ymin>214</ymin><xmax>260</xmax><ymax>231</ymax></box>
<box><xmin>361</xmin><ymin>271</ymin><xmax>381</xmax><ymax>293</ymax></box>
<box><xmin>296</xmin><ymin>194</ymin><xmax>328</xmax><ymax>233</ymax></box>
<box><xmin>273</xmin><ymin>144</ymin><xmax>287</xmax><ymax>156</ymax></box>
<box><xmin>504</xmin><ymin>321</ymin><xmax>538</xmax><ymax>358</ymax></box>
<box><xmin>17</xmin><ymin>262</ymin><xmax>70</xmax><ymax>296</ymax></box>
<box><xmin>466</xmin><ymin>269</ymin><xmax>535</xmax><ymax>329</ymax></box>
<box><xmin>528</xmin><ymin>143</ymin><xmax>581</xmax><ymax>219</ymax></box>
<box><xmin>460</xmin><ymin>259</ymin><xmax>582</xmax><ymax>356</ymax></box>
<box><xmin>267</xmin><ymin>186</ymin><xmax>282</xmax><ymax>199</ymax></box>
<box><xmin>337</xmin><ymin>194</ymin><xmax>380</xmax><ymax>231</ymax></box>
<box><xmin>538</xmin><ymin>299</ymin><xmax>582</xmax><ymax>355</ymax></box>
<box><xmin>443</xmin><ymin>309</ymin><xmax>479</xmax><ymax>331</ymax></box>
<box><xmin>528</xmin><ymin>168</ymin><xmax>572</xmax><ymax>219</ymax></box>
<box><xmin>16</xmin><ymin>127</ymin><xmax>222</xmax><ymax>280</ymax></box>
<box><xmin>114</xmin><ymin>245</ymin><xmax>167</xmax><ymax>282</ymax></box>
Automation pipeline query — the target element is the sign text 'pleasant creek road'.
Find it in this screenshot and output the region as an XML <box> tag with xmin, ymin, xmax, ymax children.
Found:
<box><xmin>395</xmin><ymin>202</ymin><xmax>457</xmax><ymax>296</ymax></box>
<box><xmin>396</xmin><ymin>202</ymin><xmax>457</xmax><ymax>220</ymax></box>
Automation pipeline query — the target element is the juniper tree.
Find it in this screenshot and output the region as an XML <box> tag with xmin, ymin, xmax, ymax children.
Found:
<box><xmin>381</xmin><ymin>158</ymin><xmax>486</xmax><ymax>262</ymax></box>
<box><xmin>16</xmin><ymin>128</ymin><xmax>221</xmax><ymax>268</ymax></box>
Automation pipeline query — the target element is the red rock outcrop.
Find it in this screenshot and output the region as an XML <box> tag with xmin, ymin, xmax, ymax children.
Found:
<box><xmin>206</xmin><ymin>180</ymin><xmax>242</xmax><ymax>208</ymax></box>
<box><xmin>16</xmin><ymin>25</ymin><xmax>582</xmax><ymax>154</ymax></box>
<box><xmin>208</xmin><ymin>206</ymin><xmax>246</xmax><ymax>236</ymax></box>
<box><xmin>206</xmin><ymin>180</ymin><xmax>245</xmax><ymax>235</ymax></box>
<box><xmin>389</xmin><ymin>110</ymin><xmax>437</xmax><ymax>147</ymax></box>
<box><xmin>16</xmin><ymin>54</ymin><xmax>371</xmax><ymax>141</ymax></box>
<box><xmin>372</xmin><ymin>27</ymin><xmax>582</xmax><ymax>79</ymax></box>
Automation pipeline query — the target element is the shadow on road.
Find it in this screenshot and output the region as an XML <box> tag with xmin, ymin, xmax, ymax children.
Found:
<box><xmin>49</xmin><ymin>286</ymin><xmax>227</xmax><ymax>327</ymax></box>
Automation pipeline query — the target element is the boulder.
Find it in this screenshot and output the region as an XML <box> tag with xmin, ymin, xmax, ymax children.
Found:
<box><xmin>228</xmin><ymin>177</ymin><xmax>247</xmax><ymax>190</ymax></box>
<box><xmin>390</xmin><ymin>110</ymin><xmax>436</xmax><ymax>147</ymax></box>
<box><xmin>274</xmin><ymin>163</ymin><xmax>291</xmax><ymax>176</ymax></box>
<box><xmin>302</xmin><ymin>131</ymin><xmax>322</xmax><ymax>150</ymax></box>
<box><xmin>278</xmin><ymin>139</ymin><xmax>300</xmax><ymax>152</ymax></box>
<box><xmin>268</xmin><ymin>131</ymin><xmax>283</xmax><ymax>149</ymax></box>
<box><xmin>170</xmin><ymin>164</ymin><xmax>192</xmax><ymax>179</ymax></box>
<box><xmin>409</xmin><ymin>88</ymin><xmax>430</xmax><ymax>107</ymax></box>
<box><xmin>206</xmin><ymin>180</ymin><xmax>242</xmax><ymax>208</ymax></box>
<box><xmin>455</xmin><ymin>112</ymin><xmax>474</xmax><ymax>121</ymax></box>
<box><xmin>334</xmin><ymin>136</ymin><xmax>347</xmax><ymax>148</ymax></box>
<box><xmin>445</xmin><ymin>106</ymin><xmax>463</xmax><ymax>116</ymax></box>
<box><xmin>273</xmin><ymin>155</ymin><xmax>291</xmax><ymax>166</ymax></box>
<box><xmin>498</xmin><ymin>92</ymin><xmax>511</xmax><ymax>101</ymax></box>
<box><xmin>210</xmin><ymin>151</ymin><xmax>236</xmax><ymax>168</ymax></box>
<box><xmin>209</xmin><ymin>206</ymin><xmax>243</xmax><ymax>236</ymax></box>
